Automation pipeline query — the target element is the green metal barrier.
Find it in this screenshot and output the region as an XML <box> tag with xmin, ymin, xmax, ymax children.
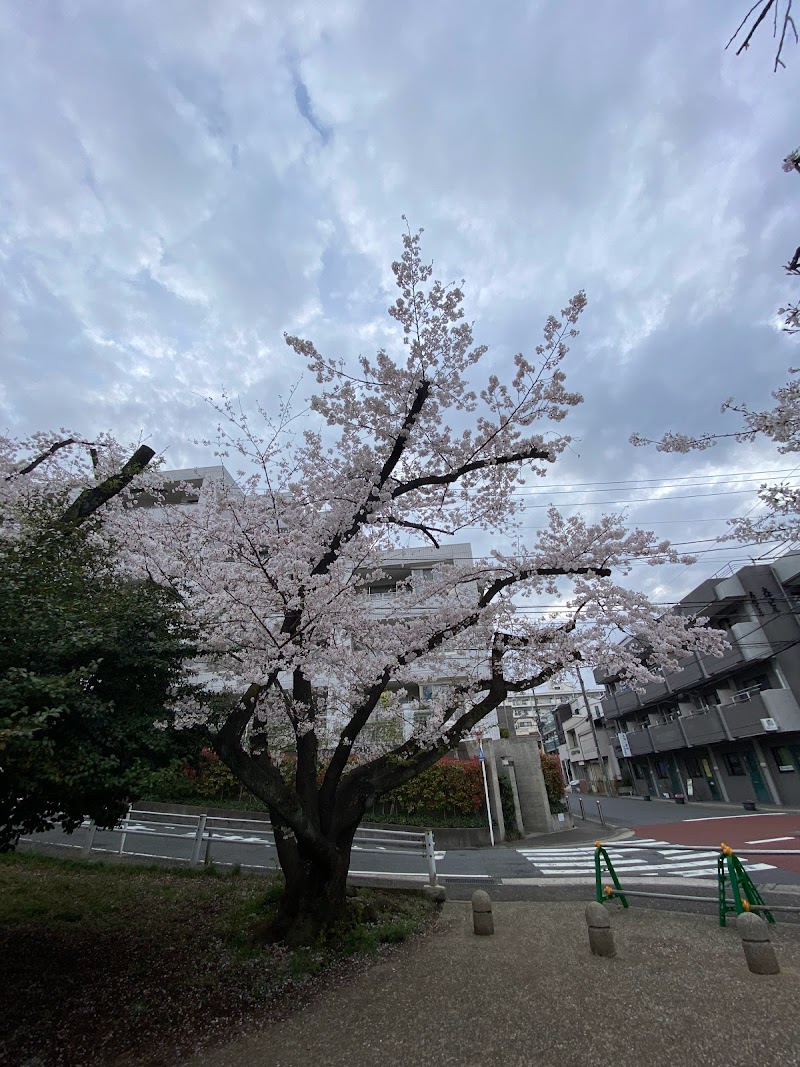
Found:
<box><xmin>594</xmin><ymin>840</ymin><xmax>775</xmax><ymax>926</ymax></box>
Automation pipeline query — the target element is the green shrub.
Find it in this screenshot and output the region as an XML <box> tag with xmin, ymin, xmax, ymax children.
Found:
<box><xmin>375</xmin><ymin>758</ymin><xmax>484</xmax><ymax>822</ymax></box>
<box><xmin>541</xmin><ymin>751</ymin><xmax>566</xmax><ymax>813</ymax></box>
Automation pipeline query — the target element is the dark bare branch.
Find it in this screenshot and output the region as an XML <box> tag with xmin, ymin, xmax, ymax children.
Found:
<box><xmin>4</xmin><ymin>437</ymin><xmax>89</xmax><ymax>482</ymax></box>
<box><xmin>390</xmin><ymin>443</ymin><xmax>553</xmax><ymax>500</ymax></box>
<box><xmin>59</xmin><ymin>445</ymin><xmax>156</xmax><ymax>528</ymax></box>
<box><xmin>727</xmin><ymin>0</ymin><xmax>797</xmax><ymax>71</ymax></box>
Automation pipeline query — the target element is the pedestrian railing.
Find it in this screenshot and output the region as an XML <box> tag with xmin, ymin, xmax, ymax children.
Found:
<box><xmin>594</xmin><ymin>840</ymin><xmax>800</xmax><ymax>925</ymax></box>
<box><xmin>75</xmin><ymin>808</ymin><xmax>439</xmax><ymax>886</ymax></box>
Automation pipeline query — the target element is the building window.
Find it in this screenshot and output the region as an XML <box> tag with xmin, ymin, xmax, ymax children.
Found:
<box><xmin>656</xmin><ymin>761</ymin><xmax>669</xmax><ymax>778</ymax></box>
<box><xmin>684</xmin><ymin>757</ymin><xmax>704</xmax><ymax>777</ymax></box>
<box><xmin>725</xmin><ymin>753</ymin><xmax>747</xmax><ymax>777</ymax></box>
<box><xmin>773</xmin><ymin>747</ymin><xmax>796</xmax><ymax>773</ymax></box>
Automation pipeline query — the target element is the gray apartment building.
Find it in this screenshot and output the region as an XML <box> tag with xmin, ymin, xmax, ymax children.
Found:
<box><xmin>593</xmin><ymin>551</ymin><xmax>800</xmax><ymax>807</ymax></box>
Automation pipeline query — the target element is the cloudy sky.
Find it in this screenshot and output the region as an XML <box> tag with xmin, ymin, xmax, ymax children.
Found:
<box><xmin>1</xmin><ymin>0</ymin><xmax>798</xmax><ymax>602</ymax></box>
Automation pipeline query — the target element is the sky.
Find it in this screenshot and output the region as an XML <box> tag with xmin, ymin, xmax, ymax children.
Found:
<box><xmin>1</xmin><ymin>0</ymin><xmax>799</xmax><ymax>604</ymax></box>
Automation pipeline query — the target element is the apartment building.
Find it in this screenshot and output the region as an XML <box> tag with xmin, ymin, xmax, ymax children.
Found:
<box><xmin>495</xmin><ymin>682</ymin><xmax>604</xmax><ymax>751</ymax></box>
<box><xmin>593</xmin><ymin>552</ymin><xmax>800</xmax><ymax>806</ymax></box>
<box><xmin>554</xmin><ymin>695</ymin><xmax>621</xmax><ymax>793</ymax></box>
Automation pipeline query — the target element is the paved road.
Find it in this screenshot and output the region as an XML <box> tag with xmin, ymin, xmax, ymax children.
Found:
<box><xmin>567</xmin><ymin>793</ymin><xmax>800</xmax><ymax>884</ymax></box>
<box><xmin>566</xmin><ymin>792</ymin><xmax>792</xmax><ymax>827</ymax></box>
<box><xmin>23</xmin><ymin>809</ymin><xmax>800</xmax><ymax>889</ymax></box>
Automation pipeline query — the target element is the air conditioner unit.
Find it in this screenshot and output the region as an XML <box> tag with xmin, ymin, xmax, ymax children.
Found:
<box><xmin>761</xmin><ymin>717</ymin><xmax>779</xmax><ymax>732</ymax></box>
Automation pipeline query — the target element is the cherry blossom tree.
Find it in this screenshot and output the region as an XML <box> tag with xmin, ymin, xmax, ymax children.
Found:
<box><xmin>631</xmin><ymin>369</ymin><xmax>800</xmax><ymax>543</ymax></box>
<box><xmin>100</xmin><ymin>228</ymin><xmax>723</xmax><ymax>942</ymax></box>
<box><xmin>4</xmin><ymin>231</ymin><xmax>725</xmax><ymax>941</ymax></box>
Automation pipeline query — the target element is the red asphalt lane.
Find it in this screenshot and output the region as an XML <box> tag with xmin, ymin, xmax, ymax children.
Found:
<box><xmin>634</xmin><ymin>813</ymin><xmax>800</xmax><ymax>874</ymax></box>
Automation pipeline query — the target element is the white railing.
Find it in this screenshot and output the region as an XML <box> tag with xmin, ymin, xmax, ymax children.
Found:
<box><xmin>76</xmin><ymin>808</ymin><xmax>439</xmax><ymax>886</ymax></box>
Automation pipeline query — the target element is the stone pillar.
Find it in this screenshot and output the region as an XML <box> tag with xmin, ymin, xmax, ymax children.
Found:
<box><xmin>585</xmin><ymin>902</ymin><xmax>616</xmax><ymax>958</ymax></box>
<box><xmin>738</xmin><ymin>912</ymin><xmax>780</xmax><ymax>974</ymax></box>
<box><xmin>472</xmin><ymin>889</ymin><xmax>494</xmax><ymax>935</ymax></box>
<box><xmin>493</xmin><ymin>737</ymin><xmax>554</xmax><ymax>833</ymax></box>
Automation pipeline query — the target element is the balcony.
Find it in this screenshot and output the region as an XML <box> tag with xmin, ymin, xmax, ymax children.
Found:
<box><xmin>640</xmin><ymin>678</ymin><xmax>670</xmax><ymax>704</ymax></box>
<box><xmin>719</xmin><ymin>688</ymin><xmax>800</xmax><ymax>738</ymax></box>
<box><xmin>704</xmin><ymin>643</ymin><xmax>744</xmax><ymax>675</ymax></box>
<box><xmin>682</xmin><ymin>707</ymin><xmax>728</xmax><ymax>746</ymax></box>
<box><xmin>663</xmin><ymin>654</ymin><xmax>706</xmax><ymax>691</ymax></box>
<box><xmin>649</xmin><ymin>720</ymin><xmax>685</xmax><ymax>753</ymax></box>
<box><xmin>614</xmin><ymin>688</ymin><xmax>642</xmax><ymax>715</ymax></box>
<box><xmin>624</xmin><ymin>729</ymin><xmax>654</xmax><ymax>756</ymax></box>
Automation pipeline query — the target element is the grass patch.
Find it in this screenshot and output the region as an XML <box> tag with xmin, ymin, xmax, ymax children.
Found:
<box><xmin>0</xmin><ymin>851</ymin><xmax>436</xmax><ymax>1067</ymax></box>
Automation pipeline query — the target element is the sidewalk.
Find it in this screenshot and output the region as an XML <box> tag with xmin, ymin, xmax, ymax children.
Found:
<box><xmin>185</xmin><ymin>901</ymin><xmax>800</xmax><ymax>1067</ymax></box>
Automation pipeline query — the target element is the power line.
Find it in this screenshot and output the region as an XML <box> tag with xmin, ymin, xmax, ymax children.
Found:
<box><xmin>513</xmin><ymin>486</ymin><xmax>797</xmax><ymax>509</ymax></box>
<box><xmin>510</xmin><ymin>469</ymin><xmax>797</xmax><ymax>494</ymax></box>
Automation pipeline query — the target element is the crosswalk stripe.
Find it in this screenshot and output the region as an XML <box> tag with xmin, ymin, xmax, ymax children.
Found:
<box><xmin>516</xmin><ymin>840</ymin><xmax>776</xmax><ymax>879</ymax></box>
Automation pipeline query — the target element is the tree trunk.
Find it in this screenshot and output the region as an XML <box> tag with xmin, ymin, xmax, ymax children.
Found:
<box><xmin>270</xmin><ymin>816</ymin><xmax>358</xmax><ymax>945</ymax></box>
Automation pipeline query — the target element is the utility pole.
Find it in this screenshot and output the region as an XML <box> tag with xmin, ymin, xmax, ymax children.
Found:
<box><xmin>576</xmin><ymin>670</ymin><xmax>612</xmax><ymax>796</ymax></box>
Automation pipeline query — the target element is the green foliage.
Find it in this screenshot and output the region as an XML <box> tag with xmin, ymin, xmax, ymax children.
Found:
<box><xmin>0</xmin><ymin>526</ymin><xmax>202</xmax><ymax>849</ymax></box>
<box><xmin>541</xmin><ymin>751</ymin><xmax>566</xmax><ymax>813</ymax></box>
<box><xmin>362</xmin><ymin>809</ymin><xmax>485</xmax><ymax>828</ymax></box>
<box><xmin>375</xmin><ymin>758</ymin><xmax>484</xmax><ymax>821</ymax></box>
<box><xmin>499</xmin><ymin>727</ymin><xmax>510</xmax><ymax>739</ymax></box>
<box><xmin>141</xmin><ymin>748</ymin><xmax>273</xmax><ymax>809</ymax></box>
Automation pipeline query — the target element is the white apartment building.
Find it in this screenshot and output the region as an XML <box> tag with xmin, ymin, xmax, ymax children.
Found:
<box><xmin>494</xmin><ymin>682</ymin><xmax>604</xmax><ymax>751</ymax></box>
<box><xmin>556</xmin><ymin>692</ymin><xmax>622</xmax><ymax>793</ymax></box>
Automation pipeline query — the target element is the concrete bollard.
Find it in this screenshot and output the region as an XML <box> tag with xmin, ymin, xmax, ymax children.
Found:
<box><xmin>472</xmin><ymin>889</ymin><xmax>494</xmax><ymax>935</ymax></box>
<box><xmin>738</xmin><ymin>912</ymin><xmax>780</xmax><ymax>975</ymax></box>
<box><xmin>585</xmin><ymin>901</ymin><xmax>616</xmax><ymax>958</ymax></box>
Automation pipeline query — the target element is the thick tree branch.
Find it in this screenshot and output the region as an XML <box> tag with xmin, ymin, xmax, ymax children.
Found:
<box><xmin>60</xmin><ymin>445</ymin><xmax>156</xmax><ymax>527</ymax></box>
<box><xmin>479</xmin><ymin>563</ymin><xmax>612</xmax><ymax>606</ymax></box>
<box><xmin>214</xmin><ymin>682</ymin><xmax>334</xmax><ymax>854</ymax></box>
<box><xmin>338</xmin><ymin>623</ymin><xmax>581</xmax><ymax>812</ymax></box>
<box><xmin>390</xmin><ymin>443</ymin><xmax>553</xmax><ymax>501</ymax></box>
<box><xmin>310</xmin><ymin>380</ymin><xmax>431</xmax><ymax>579</ymax></box>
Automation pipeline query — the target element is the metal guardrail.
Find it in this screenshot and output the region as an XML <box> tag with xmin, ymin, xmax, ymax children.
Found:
<box><xmin>595</xmin><ymin>840</ymin><xmax>800</xmax><ymax>924</ymax></box>
<box><xmin>77</xmin><ymin>808</ymin><xmax>439</xmax><ymax>886</ymax></box>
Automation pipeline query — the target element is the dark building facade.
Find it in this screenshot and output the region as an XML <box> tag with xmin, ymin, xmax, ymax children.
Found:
<box><xmin>593</xmin><ymin>552</ymin><xmax>800</xmax><ymax>807</ymax></box>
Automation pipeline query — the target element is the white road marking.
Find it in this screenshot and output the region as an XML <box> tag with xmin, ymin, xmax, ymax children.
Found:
<box><xmin>684</xmin><ymin>813</ymin><xmax>786</xmax><ymax>821</ymax></box>
<box><xmin>746</xmin><ymin>836</ymin><xmax>795</xmax><ymax>844</ymax></box>
<box><xmin>517</xmin><ymin>838</ymin><xmax>777</xmax><ymax>879</ymax></box>
<box><xmin>349</xmin><ymin>870</ymin><xmax>489</xmax><ymax>880</ymax></box>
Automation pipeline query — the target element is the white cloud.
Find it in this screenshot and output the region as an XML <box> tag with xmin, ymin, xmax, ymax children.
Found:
<box><xmin>1</xmin><ymin>0</ymin><xmax>798</xmax><ymax>598</ymax></box>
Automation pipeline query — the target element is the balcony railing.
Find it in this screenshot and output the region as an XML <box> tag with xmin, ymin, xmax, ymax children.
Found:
<box><xmin>617</xmin><ymin>688</ymin><xmax>800</xmax><ymax>755</ymax></box>
<box><xmin>649</xmin><ymin>719</ymin><xmax>685</xmax><ymax>753</ymax></box>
